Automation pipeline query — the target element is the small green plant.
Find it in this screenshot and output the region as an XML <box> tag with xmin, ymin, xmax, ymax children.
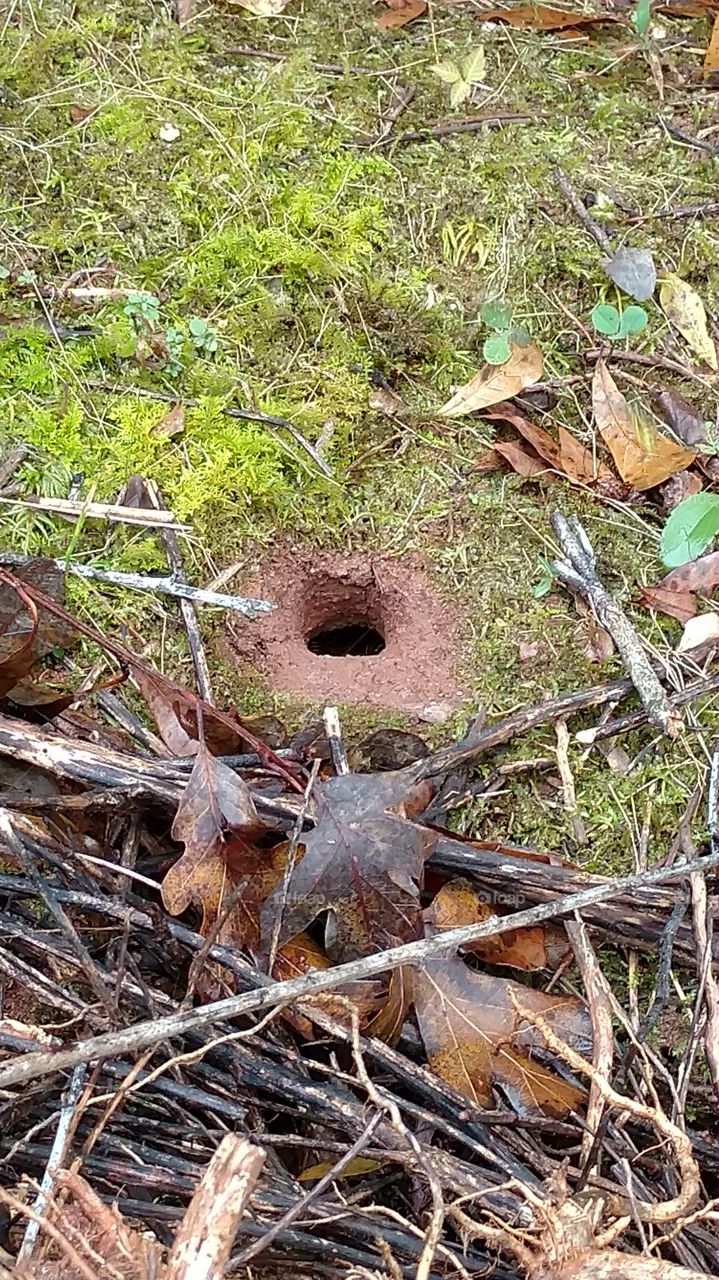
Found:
<box><xmin>633</xmin><ymin>0</ymin><xmax>651</xmax><ymax>34</ymax></box>
<box><xmin>123</xmin><ymin>291</ymin><xmax>161</xmax><ymax>327</ymax></box>
<box><xmin>432</xmin><ymin>47</ymin><xmax>487</xmax><ymax>108</ymax></box>
<box><xmin>590</xmin><ymin>302</ymin><xmax>648</xmax><ymax>340</ymax></box>
<box><xmin>532</xmin><ymin>555</ymin><xmax>556</xmax><ymax>598</ymax></box>
<box><xmin>480</xmin><ymin>301</ymin><xmax>530</xmax><ymax>365</ymax></box>
<box><xmin>188</xmin><ymin>316</ymin><xmax>218</xmax><ymax>356</ymax></box>
<box><xmin>162</xmin><ymin>326</ymin><xmax>186</xmax><ymax>376</ymax></box>
<box><xmin>660</xmin><ymin>492</ymin><xmax>719</xmax><ymax>568</ymax></box>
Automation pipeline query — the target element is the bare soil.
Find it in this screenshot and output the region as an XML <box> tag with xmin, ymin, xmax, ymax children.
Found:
<box><xmin>227</xmin><ymin>547</ymin><xmax>466</xmax><ymax>718</ymax></box>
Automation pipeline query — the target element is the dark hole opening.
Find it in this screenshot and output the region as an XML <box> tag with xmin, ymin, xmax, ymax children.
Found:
<box><xmin>307</xmin><ymin>622</ymin><xmax>386</xmax><ymax>658</ymax></box>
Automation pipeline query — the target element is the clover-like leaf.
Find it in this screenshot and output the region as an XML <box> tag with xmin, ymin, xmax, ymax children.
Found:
<box><xmin>591</xmin><ymin>303</ymin><xmax>621</xmax><ymax>337</ymax></box>
<box><xmin>481</xmin><ymin>300</ymin><xmax>512</xmax><ymax>330</ymax></box>
<box><xmin>618</xmin><ymin>305</ymin><xmax>648</xmax><ymax>337</ymax></box>
<box><xmin>483</xmin><ymin>332</ymin><xmax>512</xmax><ymax>364</ymax></box>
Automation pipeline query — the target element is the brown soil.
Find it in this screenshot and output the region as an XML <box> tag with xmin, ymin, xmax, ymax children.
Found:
<box><xmin>226</xmin><ymin>547</ymin><xmax>466</xmax><ymax>718</ymax></box>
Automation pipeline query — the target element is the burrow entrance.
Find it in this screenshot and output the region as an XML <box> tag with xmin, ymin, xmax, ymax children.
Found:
<box><xmin>226</xmin><ymin>548</ymin><xmax>466</xmax><ymax>718</ymax></box>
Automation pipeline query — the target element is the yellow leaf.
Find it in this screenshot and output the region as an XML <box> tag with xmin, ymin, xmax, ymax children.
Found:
<box><xmin>299</xmin><ymin>1157</ymin><xmax>384</xmax><ymax>1182</ymax></box>
<box><xmin>228</xmin><ymin>0</ymin><xmax>292</xmax><ymax>12</ymax></box>
<box><xmin>592</xmin><ymin>361</ymin><xmax>695</xmax><ymax>489</ymax></box>
<box><xmin>659</xmin><ymin>273</ymin><xmax>717</xmax><ymax>371</ymax></box>
<box><xmin>439</xmin><ymin>340</ymin><xmax>543</xmax><ymax>417</ymax></box>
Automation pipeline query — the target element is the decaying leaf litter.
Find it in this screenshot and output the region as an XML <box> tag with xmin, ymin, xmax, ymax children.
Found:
<box><xmin>1</xmin><ymin>0</ymin><xmax>719</xmax><ymax>1276</ymax></box>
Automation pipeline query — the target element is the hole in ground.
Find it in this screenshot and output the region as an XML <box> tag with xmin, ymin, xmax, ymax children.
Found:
<box><xmin>306</xmin><ymin>621</ymin><xmax>386</xmax><ymax>657</ymax></box>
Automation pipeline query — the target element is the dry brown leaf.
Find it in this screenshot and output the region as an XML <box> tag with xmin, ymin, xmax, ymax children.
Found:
<box><xmin>471</xmin><ymin>447</ymin><xmax>504</xmax><ymax>472</ymax></box>
<box><xmin>484</xmin><ymin>401</ymin><xmax>610</xmax><ymax>485</ymax></box>
<box><xmin>376</xmin><ymin>0</ymin><xmax>427</xmax><ymax>27</ymax></box>
<box><xmin>478</xmin><ymin>3</ymin><xmax>619</xmax><ymax>27</ymax></box>
<box><xmin>678</xmin><ymin>612</ymin><xmax>719</xmax><ymax>652</ymax></box>
<box><xmin>493</xmin><ymin>439</ymin><xmax>547</xmax><ymax>476</ymax></box>
<box><xmin>412</xmin><ymin>953</ymin><xmax>589</xmax><ymax>1115</ymax></box>
<box><xmin>582</xmin><ymin>617</ymin><xmax>615</xmax><ymax>663</ymax></box>
<box><xmin>162</xmin><ymin>742</ymin><xmax>266</xmax><ymax>915</ymax></box>
<box><xmin>151</xmin><ymin>403</ymin><xmax>185</xmax><ymax>438</ymax></box>
<box><xmin>273</xmin><ymin>932</ymin><xmax>384</xmax><ymax>1036</ymax></box>
<box><xmin>424</xmin><ymin>879</ymin><xmax>551</xmax><ymax>970</ymax></box>
<box><xmin>704</xmin><ymin>9</ymin><xmax>719</xmax><ymax>75</ymax></box>
<box><xmin>69</xmin><ymin>104</ymin><xmax>94</xmax><ymax>122</ymax></box>
<box><xmin>592</xmin><ymin>361</ymin><xmax>695</xmax><ymax>489</ymax></box>
<box><xmin>518</xmin><ymin>638</ymin><xmax>542</xmax><ymax>661</ymax></box>
<box><xmin>659</xmin><ymin>550</ymin><xmax>719</xmax><ymax>595</ymax></box>
<box><xmin>660</xmin><ymin>469</ymin><xmax>703</xmax><ymax>513</ymax></box>
<box><xmin>439</xmin><ymin>341</ymin><xmax>543</xmax><ymax>417</ymax></box>
<box><xmin>637</xmin><ymin>585</ymin><xmax>697</xmax><ymax>624</ymax></box>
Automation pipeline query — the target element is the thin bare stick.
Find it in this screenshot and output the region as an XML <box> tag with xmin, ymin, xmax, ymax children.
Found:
<box><xmin>145</xmin><ymin>479</ymin><xmax>215</xmax><ymax>703</ymax></box>
<box><xmin>369</xmin><ymin>111</ymin><xmax>543</xmax><ymax>146</ymax></box>
<box><xmin>324</xmin><ymin>705</ymin><xmax>350</xmax><ymax>776</ymax></box>
<box><xmin>16</xmin><ymin>1062</ymin><xmax>88</xmax><ymax>1264</ymax></box>
<box><xmin>554</xmin><ymin>164</ymin><xmax>614</xmax><ymax>255</ymax></box>
<box><xmin>564</xmin><ymin>916</ymin><xmax>614</xmax><ymax>1162</ymax></box>
<box><xmin>0</xmin><ymin>552</ymin><xmax>272</xmax><ymax>617</ymax></box>
<box><xmin>550</xmin><ymin>511</ymin><xmax>680</xmax><ymax>736</ymax></box>
<box><xmin>0</xmin><ymin>493</ymin><xmax>187</xmax><ymax>527</ymax></box>
<box><xmin>0</xmin><ymin>847</ymin><xmax>716</xmax><ymax>1090</ymax></box>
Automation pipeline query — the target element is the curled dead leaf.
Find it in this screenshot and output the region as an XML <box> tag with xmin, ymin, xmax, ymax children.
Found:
<box><xmin>637</xmin><ymin>585</ymin><xmax>697</xmax><ymax>624</ymax></box>
<box><xmin>439</xmin><ymin>341</ymin><xmax>543</xmax><ymax>417</ymax></box>
<box><xmin>375</xmin><ymin>0</ymin><xmax>427</xmax><ymax>26</ymax></box>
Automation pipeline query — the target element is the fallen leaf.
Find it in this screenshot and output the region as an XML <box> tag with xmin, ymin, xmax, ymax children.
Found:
<box><xmin>69</xmin><ymin>104</ymin><xmax>94</xmax><ymax>123</ymax></box>
<box><xmin>677</xmin><ymin>611</ymin><xmax>719</xmax><ymax>653</ymax></box>
<box><xmin>704</xmin><ymin>8</ymin><xmax>719</xmax><ymax>74</ymax></box>
<box><xmin>375</xmin><ymin>0</ymin><xmax>427</xmax><ymax>26</ymax></box>
<box><xmin>653</xmin><ymin>386</ymin><xmax>708</xmax><ymax>448</ymax></box>
<box><xmin>300</xmin><ymin>1157</ymin><xmax>384</xmax><ymax>1182</ymax></box>
<box><xmin>660</xmin><ymin>469</ymin><xmax>703</xmax><ymax>513</ymax></box>
<box><xmin>261</xmin><ymin>771</ymin><xmax>437</xmax><ymax>962</ymax></box>
<box><xmin>471</xmin><ymin>447</ymin><xmax>504</xmax><ymax>472</ymax></box>
<box><xmin>493</xmin><ymin>439</ymin><xmax>547</xmax><ymax>476</ymax></box>
<box><xmin>273</xmin><ymin>932</ymin><xmax>384</xmax><ymax>1036</ymax></box>
<box><xmin>660</xmin><ymin>491</ymin><xmax>719</xmax><ymax>567</ymax></box>
<box><xmin>412</xmin><ymin>954</ymin><xmax>589</xmax><ymax>1115</ymax></box>
<box><xmin>659</xmin><ymin>274</ymin><xmax>718</xmax><ymax>371</ymax></box>
<box><xmin>151</xmin><ymin>403</ymin><xmax>185</xmax><ymax>438</ymax></box>
<box><xmin>637</xmin><ymin>585</ymin><xmax>697</xmax><ymax>623</ymax></box>
<box><xmin>659</xmin><ymin>549</ymin><xmax>719</xmax><ymax>594</ymax></box>
<box><xmin>582</xmin><ymin>617</ymin><xmax>615</xmax><ymax>663</ymax></box>
<box><xmin>439</xmin><ymin>341</ymin><xmax>543</xmax><ymax>417</ymax></box>
<box><xmin>349</xmin><ymin>728</ymin><xmax>429</xmax><ymax>772</ymax></box>
<box><xmin>365</xmin><ymin>965</ymin><xmax>413</xmax><ymax>1044</ymax></box>
<box><xmin>603</xmin><ymin>247</ymin><xmax>656</xmax><ymax>302</ymax></box>
<box><xmin>0</xmin><ymin>562</ymin><xmax>73</xmax><ymax>699</ymax></box>
<box><xmin>424</xmin><ymin>879</ymin><xmax>552</xmax><ymax>970</ymax></box>
<box><xmin>369</xmin><ymin>385</ymin><xmax>406</xmax><ymax>415</ymax></box>
<box><xmin>592</xmin><ymin>361</ymin><xmax>695</xmax><ymax>489</ymax></box>
<box><xmin>228</xmin><ymin>0</ymin><xmax>292</xmax><ymax>11</ymax></box>
<box><xmin>518</xmin><ymin>638</ymin><xmax>542</xmax><ymax>661</ymax></box>
<box><xmin>162</xmin><ymin>742</ymin><xmax>267</xmax><ymax>915</ymax></box>
<box><xmin>483</xmin><ymin>401</ymin><xmax>611</xmax><ymax>485</ymax></box>
<box><xmin>478</xmin><ymin>3</ymin><xmax>619</xmax><ymax>27</ymax></box>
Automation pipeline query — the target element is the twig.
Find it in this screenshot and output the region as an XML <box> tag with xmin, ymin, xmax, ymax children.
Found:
<box><xmin>576</xmin><ymin>672</ymin><xmax>719</xmax><ymax>745</ymax></box>
<box><xmin>367</xmin><ymin>112</ymin><xmax>543</xmax><ymax>147</ymax></box>
<box><xmin>323</xmin><ymin>705</ymin><xmax>350</xmax><ymax>776</ymax></box>
<box><xmin>0</xmin><ymin>552</ymin><xmax>272</xmax><ymax>617</ymax></box>
<box><xmin>550</xmin><ymin>511</ymin><xmax>681</xmax><ymax>737</ymax></box>
<box><xmin>564</xmin><ymin>917</ymin><xmax>614</xmax><ymax>1163</ymax></box>
<box><xmin>85</xmin><ymin>380</ymin><xmax>334</xmax><ymax>480</ymax></box>
<box><xmin>144</xmin><ymin>479</ymin><xmax>215</xmax><ymax>703</ymax></box>
<box><xmin>681</xmin><ymin>821</ymin><xmax>719</xmax><ymax>1103</ymax></box>
<box><xmin>554</xmin><ymin>164</ymin><xmax>614</xmax><ymax>256</ymax></box>
<box><xmin>354</xmin><ymin>83</ymin><xmax>417</xmax><ymax>145</ymax></box>
<box><xmin>625</xmin><ymin>201</ymin><xmax>719</xmax><ymax>223</ymax></box>
<box><xmin>510</xmin><ymin>995</ymin><xmax>701</xmax><ymax>1224</ymax></box>
<box><xmin>0</xmin><ymin>493</ymin><xmax>188</xmax><ymax>527</ymax></box>
<box><xmin>166</xmin><ymin>1136</ymin><xmax>266</xmax><ymax>1280</ymax></box>
<box><xmin>350</xmin><ymin>1011</ymin><xmax>445</xmax><ymax>1280</ymax></box>
<box><xmin>0</xmin><ymin>847</ymin><xmax>716</xmax><ymax>1090</ymax></box>
<box><xmin>659</xmin><ymin>116</ymin><xmax>719</xmax><ymax>155</ymax></box>
<box><xmin>232</xmin><ymin>1116</ymin><xmax>380</xmax><ymax>1266</ymax></box>
<box><xmin>224</xmin><ymin>44</ymin><xmax>399</xmax><ymax>76</ymax></box>
<box><xmin>583</xmin><ymin>347</ymin><xmax>711</xmax><ymax>385</ymax></box>
<box><xmin>16</xmin><ymin>1062</ymin><xmax>88</xmax><ymax>1264</ymax></box>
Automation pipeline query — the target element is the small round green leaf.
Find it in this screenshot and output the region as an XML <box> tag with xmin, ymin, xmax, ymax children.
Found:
<box><xmin>189</xmin><ymin>316</ymin><xmax>207</xmax><ymax>336</ymax></box>
<box><xmin>591</xmin><ymin>303</ymin><xmax>621</xmax><ymax>336</ymax></box>
<box><xmin>481</xmin><ymin>300</ymin><xmax>512</xmax><ymax>330</ymax></box>
<box><xmin>618</xmin><ymin>305</ymin><xmax>648</xmax><ymax>337</ymax></box>
<box><xmin>660</xmin><ymin>492</ymin><xmax>719</xmax><ymax>568</ymax></box>
<box><xmin>483</xmin><ymin>332</ymin><xmax>511</xmax><ymax>365</ymax></box>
